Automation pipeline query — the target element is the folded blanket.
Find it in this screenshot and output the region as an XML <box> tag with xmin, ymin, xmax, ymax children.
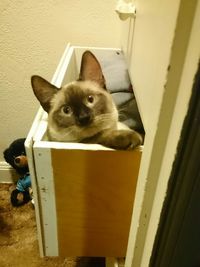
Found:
<box><xmin>94</xmin><ymin>50</ymin><xmax>144</xmax><ymax>134</ymax></box>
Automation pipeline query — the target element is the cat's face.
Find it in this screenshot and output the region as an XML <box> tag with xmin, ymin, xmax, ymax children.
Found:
<box><xmin>47</xmin><ymin>80</ymin><xmax>118</xmax><ymax>142</ymax></box>
<box><xmin>31</xmin><ymin>51</ymin><xmax>118</xmax><ymax>142</ymax></box>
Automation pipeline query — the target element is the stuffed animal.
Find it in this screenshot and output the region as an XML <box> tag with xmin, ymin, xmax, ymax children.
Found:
<box><xmin>3</xmin><ymin>138</ymin><xmax>32</xmax><ymax>206</ymax></box>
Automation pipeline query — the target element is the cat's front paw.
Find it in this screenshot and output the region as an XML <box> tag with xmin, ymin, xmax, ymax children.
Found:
<box><xmin>124</xmin><ymin>130</ymin><xmax>143</xmax><ymax>150</ymax></box>
<box><xmin>99</xmin><ymin>129</ymin><xmax>143</xmax><ymax>150</ymax></box>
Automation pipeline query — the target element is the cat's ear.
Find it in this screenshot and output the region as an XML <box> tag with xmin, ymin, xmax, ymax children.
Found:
<box><xmin>31</xmin><ymin>75</ymin><xmax>59</xmax><ymax>113</ymax></box>
<box><xmin>79</xmin><ymin>51</ymin><xmax>106</xmax><ymax>89</ymax></box>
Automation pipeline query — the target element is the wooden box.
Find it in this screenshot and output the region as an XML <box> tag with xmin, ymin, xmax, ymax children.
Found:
<box><xmin>25</xmin><ymin>45</ymin><xmax>142</xmax><ymax>257</ymax></box>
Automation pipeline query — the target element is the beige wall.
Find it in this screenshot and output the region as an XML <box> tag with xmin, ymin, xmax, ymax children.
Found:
<box><xmin>0</xmin><ymin>1</ymin><xmax>121</xmax><ymax>161</ymax></box>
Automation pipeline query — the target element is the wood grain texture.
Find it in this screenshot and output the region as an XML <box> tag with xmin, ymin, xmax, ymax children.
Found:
<box><xmin>52</xmin><ymin>148</ymin><xmax>141</xmax><ymax>257</ymax></box>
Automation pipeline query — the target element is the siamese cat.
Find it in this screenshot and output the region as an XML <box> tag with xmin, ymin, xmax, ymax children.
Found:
<box><xmin>31</xmin><ymin>51</ymin><xmax>142</xmax><ymax>150</ymax></box>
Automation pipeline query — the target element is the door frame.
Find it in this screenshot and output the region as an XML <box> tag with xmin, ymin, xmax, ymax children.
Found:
<box><xmin>125</xmin><ymin>1</ymin><xmax>200</xmax><ymax>266</ymax></box>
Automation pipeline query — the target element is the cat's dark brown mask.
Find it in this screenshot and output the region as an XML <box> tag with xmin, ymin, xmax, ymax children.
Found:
<box><xmin>31</xmin><ymin>51</ymin><xmax>118</xmax><ymax>142</ymax></box>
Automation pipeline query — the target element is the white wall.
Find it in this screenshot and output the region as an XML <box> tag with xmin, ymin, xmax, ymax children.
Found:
<box><xmin>0</xmin><ymin>0</ymin><xmax>121</xmax><ymax>161</ymax></box>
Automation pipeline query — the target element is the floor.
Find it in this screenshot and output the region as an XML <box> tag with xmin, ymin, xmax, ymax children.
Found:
<box><xmin>0</xmin><ymin>183</ymin><xmax>105</xmax><ymax>267</ymax></box>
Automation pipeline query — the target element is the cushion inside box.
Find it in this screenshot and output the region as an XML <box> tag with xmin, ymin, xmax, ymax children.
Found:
<box><xmin>92</xmin><ymin>50</ymin><xmax>144</xmax><ymax>134</ymax></box>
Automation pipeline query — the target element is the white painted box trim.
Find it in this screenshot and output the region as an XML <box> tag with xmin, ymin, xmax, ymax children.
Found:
<box><xmin>33</xmin><ymin>146</ymin><xmax>58</xmax><ymax>256</ymax></box>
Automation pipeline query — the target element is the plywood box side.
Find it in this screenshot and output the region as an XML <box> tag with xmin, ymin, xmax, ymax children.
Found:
<box><xmin>52</xmin><ymin>148</ymin><xmax>142</xmax><ymax>256</ymax></box>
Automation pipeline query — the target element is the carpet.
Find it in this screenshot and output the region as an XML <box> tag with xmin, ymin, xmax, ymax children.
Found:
<box><xmin>0</xmin><ymin>183</ymin><xmax>105</xmax><ymax>267</ymax></box>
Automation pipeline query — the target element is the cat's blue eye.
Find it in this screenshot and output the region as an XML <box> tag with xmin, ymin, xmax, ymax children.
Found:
<box><xmin>62</xmin><ymin>105</ymin><xmax>71</xmax><ymax>114</ymax></box>
<box><xmin>87</xmin><ymin>95</ymin><xmax>94</xmax><ymax>103</ymax></box>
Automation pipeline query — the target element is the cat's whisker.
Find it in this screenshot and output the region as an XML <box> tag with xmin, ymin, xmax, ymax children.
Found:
<box><xmin>94</xmin><ymin>117</ymin><xmax>114</xmax><ymax>125</ymax></box>
<box><xmin>118</xmin><ymin>112</ymin><xmax>127</xmax><ymax>120</ymax></box>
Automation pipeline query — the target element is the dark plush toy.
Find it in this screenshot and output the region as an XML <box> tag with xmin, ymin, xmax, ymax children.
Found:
<box><xmin>3</xmin><ymin>138</ymin><xmax>32</xmax><ymax>207</ymax></box>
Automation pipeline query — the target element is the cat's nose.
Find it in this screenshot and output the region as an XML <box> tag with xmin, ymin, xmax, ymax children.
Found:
<box><xmin>78</xmin><ymin>113</ymin><xmax>91</xmax><ymax>126</ymax></box>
